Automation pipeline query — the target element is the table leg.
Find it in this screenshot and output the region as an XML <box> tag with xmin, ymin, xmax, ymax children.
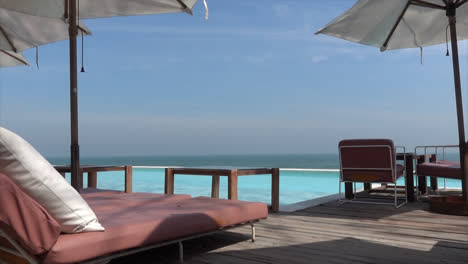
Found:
<box><xmin>271</xmin><ymin>168</ymin><xmax>280</xmax><ymax>213</ymax></box>
<box><xmin>165</xmin><ymin>168</ymin><xmax>174</xmax><ymax>195</ymax></box>
<box><xmin>125</xmin><ymin>166</ymin><xmax>133</xmax><ymax>193</ymax></box>
<box><xmin>211</xmin><ymin>175</ymin><xmax>220</xmax><ymax>198</ymax></box>
<box><xmin>405</xmin><ymin>155</ymin><xmax>415</xmax><ymax>202</ymax></box>
<box><xmin>417</xmin><ymin>156</ymin><xmax>427</xmax><ymax>195</ymax></box>
<box><xmin>364</xmin><ymin>183</ymin><xmax>371</xmax><ymax>191</ymax></box>
<box><xmin>345</xmin><ymin>182</ymin><xmax>354</xmax><ymax>199</ymax></box>
<box><xmin>87</xmin><ymin>172</ymin><xmax>97</xmax><ymax>189</ymax></box>
<box><xmin>228</xmin><ymin>170</ymin><xmax>238</xmax><ymax>200</ymax></box>
<box><xmin>429</xmin><ymin>154</ymin><xmax>438</xmax><ymax>191</ymax></box>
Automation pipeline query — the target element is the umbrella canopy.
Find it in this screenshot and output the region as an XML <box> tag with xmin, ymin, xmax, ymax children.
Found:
<box><xmin>0</xmin><ymin>0</ymin><xmax>199</xmax><ymax>19</ymax></box>
<box><xmin>0</xmin><ymin>7</ymin><xmax>91</xmax><ymax>52</ymax></box>
<box><xmin>316</xmin><ymin>0</ymin><xmax>468</xmax><ymax>201</ymax></box>
<box><xmin>1</xmin><ymin>0</ymin><xmax>203</xmax><ymax>190</ymax></box>
<box><xmin>0</xmin><ymin>50</ymin><xmax>28</xmax><ymax>67</ymax></box>
<box><xmin>316</xmin><ymin>0</ymin><xmax>468</xmax><ymax>51</ymax></box>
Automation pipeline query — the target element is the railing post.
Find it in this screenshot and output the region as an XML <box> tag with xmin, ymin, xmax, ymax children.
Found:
<box><xmin>271</xmin><ymin>168</ymin><xmax>280</xmax><ymax>212</ymax></box>
<box><xmin>211</xmin><ymin>175</ymin><xmax>220</xmax><ymax>198</ymax></box>
<box><xmin>165</xmin><ymin>168</ymin><xmax>174</xmax><ymax>195</ymax></box>
<box><xmin>228</xmin><ymin>170</ymin><xmax>238</xmax><ymax>200</ymax></box>
<box><xmin>87</xmin><ymin>171</ymin><xmax>97</xmax><ymax>189</ymax></box>
<box><xmin>125</xmin><ymin>166</ymin><xmax>133</xmax><ymax>193</ymax></box>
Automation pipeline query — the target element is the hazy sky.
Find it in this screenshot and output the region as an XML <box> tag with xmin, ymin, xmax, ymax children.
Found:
<box><xmin>1</xmin><ymin>0</ymin><xmax>467</xmax><ymax>157</ymax></box>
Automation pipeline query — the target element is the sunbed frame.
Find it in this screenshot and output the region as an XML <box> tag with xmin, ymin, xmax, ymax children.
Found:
<box><xmin>0</xmin><ymin>221</ymin><xmax>258</xmax><ymax>264</ymax></box>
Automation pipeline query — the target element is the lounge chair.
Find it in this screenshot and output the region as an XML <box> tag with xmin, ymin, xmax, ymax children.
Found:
<box><xmin>338</xmin><ymin>139</ymin><xmax>407</xmax><ymax>208</ymax></box>
<box><xmin>0</xmin><ymin>173</ymin><xmax>268</xmax><ymax>264</ymax></box>
<box><xmin>415</xmin><ymin>145</ymin><xmax>462</xmax><ymax>192</ymax></box>
<box><xmin>0</xmin><ymin>127</ymin><xmax>268</xmax><ymax>263</ymax></box>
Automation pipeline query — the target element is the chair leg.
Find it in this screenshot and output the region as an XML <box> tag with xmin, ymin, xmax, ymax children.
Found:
<box><xmin>338</xmin><ymin>181</ymin><xmax>344</xmax><ymax>206</ymax></box>
<box><xmin>251</xmin><ymin>224</ymin><xmax>256</xmax><ymax>242</ymax></box>
<box><xmin>352</xmin><ymin>182</ymin><xmax>356</xmax><ymax>200</ymax></box>
<box><xmin>178</xmin><ymin>241</ymin><xmax>183</xmax><ymax>264</ymax></box>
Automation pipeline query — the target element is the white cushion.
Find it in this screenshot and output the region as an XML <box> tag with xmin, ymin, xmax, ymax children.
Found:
<box><xmin>0</xmin><ymin>127</ymin><xmax>104</xmax><ymax>233</ymax></box>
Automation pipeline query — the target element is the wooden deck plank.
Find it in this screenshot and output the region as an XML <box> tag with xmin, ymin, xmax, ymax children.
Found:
<box><xmin>109</xmin><ymin>201</ymin><xmax>468</xmax><ymax>264</ymax></box>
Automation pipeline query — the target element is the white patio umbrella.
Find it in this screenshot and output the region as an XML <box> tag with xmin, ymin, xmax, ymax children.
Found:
<box><xmin>0</xmin><ymin>50</ymin><xmax>28</xmax><ymax>67</ymax></box>
<box><xmin>0</xmin><ymin>7</ymin><xmax>91</xmax><ymax>53</ymax></box>
<box><xmin>0</xmin><ymin>0</ymin><xmax>204</xmax><ymax>190</ymax></box>
<box><xmin>0</xmin><ymin>0</ymin><xmax>200</xmax><ymax>19</ymax></box>
<box><xmin>316</xmin><ymin>0</ymin><xmax>468</xmax><ymax>201</ymax></box>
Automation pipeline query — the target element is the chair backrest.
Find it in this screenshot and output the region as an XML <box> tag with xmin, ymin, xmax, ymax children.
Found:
<box><xmin>338</xmin><ymin>139</ymin><xmax>396</xmax><ymax>183</ymax></box>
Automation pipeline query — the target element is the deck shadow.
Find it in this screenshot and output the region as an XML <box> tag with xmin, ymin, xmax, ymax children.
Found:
<box><xmin>186</xmin><ymin>236</ymin><xmax>468</xmax><ymax>264</ymax></box>
<box><xmin>109</xmin><ymin>231</ymin><xmax>250</xmax><ymax>264</ymax></box>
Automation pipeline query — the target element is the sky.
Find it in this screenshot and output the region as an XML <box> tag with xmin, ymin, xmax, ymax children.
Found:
<box><xmin>1</xmin><ymin>0</ymin><xmax>468</xmax><ymax>157</ymax></box>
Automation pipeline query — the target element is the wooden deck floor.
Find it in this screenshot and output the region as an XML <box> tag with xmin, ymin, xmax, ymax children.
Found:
<box><xmin>111</xmin><ymin>201</ymin><xmax>468</xmax><ymax>264</ymax></box>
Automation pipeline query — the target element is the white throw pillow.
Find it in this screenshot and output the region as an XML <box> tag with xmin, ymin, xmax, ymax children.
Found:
<box><xmin>0</xmin><ymin>127</ymin><xmax>104</xmax><ymax>233</ymax></box>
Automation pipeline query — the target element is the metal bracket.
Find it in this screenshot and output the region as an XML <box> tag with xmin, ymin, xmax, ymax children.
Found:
<box><xmin>447</xmin><ymin>3</ymin><xmax>456</xmax><ymax>17</ymax></box>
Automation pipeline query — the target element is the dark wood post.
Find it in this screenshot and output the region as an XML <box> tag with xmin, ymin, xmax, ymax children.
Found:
<box><xmin>363</xmin><ymin>183</ymin><xmax>371</xmax><ymax>191</ymax></box>
<box><xmin>417</xmin><ymin>155</ymin><xmax>427</xmax><ymax>195</ymax></box>
<box><xmin>87</xmin><ymin>171</ymin><xmax>97</xmax><ymax>189</ymax></box>
<box><xmin>228</xmin><ymin>169</ymin><xmax>238</xmax><ymax>200</ymax></box>
<box><xmin>271</xmin><ymin>168</ymin><xmax>280</xmax><ymax>213</ymax></box>
<box><xmin>211</xmin><ymin>175</ymin><xmax>220</xmax><ymax>198</ymax></box>
<box><xmin>69</xmin><ymin>0</ymin><xmax>81</xmax><ymax>191</ymax></box>
<box><xmin>429</xmin><ymin>154</ymin><xmax>438</xmax><ymax>191</ymax></box>
<box><xmin>165</xmin><ymin>168</ymin><xmax>174</xmax><ymax>195</ymax></box>
<box><xmin>448</xmin><ymin>8</ymin><xmax>467</xmax><ymax>201</ymax></box>
<box><xmin>125</xmin><ymin>166</ymin><xmax>133</xmax><ymax>193</ymax></box>
<box><xmin>405</xmin><ymin>154</ymin><xmax>415</xmax><ymax>202</ymax></box>
<box><xmin>345</xmin><ymin>183</ymin><xmax>354</xmax><ymax>199</ymax></box>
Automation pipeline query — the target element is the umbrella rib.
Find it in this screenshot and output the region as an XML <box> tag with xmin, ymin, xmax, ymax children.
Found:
<box><xmin>64</xmin><ymin>0</ymin><xmax>69</xmax><ymax>19</ymax></box>
<box><xmin>410</xmin><ymin>0</ymin><xmax>446</xmax><ymax>9</ymax></box>
<box><xmin>77</xmin><ymin>25</ymin><xmax>90</xmax><ymax>35</ymax></box>
<box><xmin>176</xmin><ymin>0</ymin><xmax>188</xmax><ymax>10</ymax></box>
<box><xmin>0</xmin><ymin>50</ymin><xmax>28</xmax><ymax>66</ymax></box>
<box><xmin>457</xmin><ymin>0</ymin><xmax>468</xmax><ymax>7</ymax></box>
<box><xmin>0</xmin><ymin>26</ymin><xmax>17</xmax><ymax>53</ymax></box>
<box><xmin>381</xmin><ymin>1</ymin><xmax>411</xmax><ymax>50</ymax></box>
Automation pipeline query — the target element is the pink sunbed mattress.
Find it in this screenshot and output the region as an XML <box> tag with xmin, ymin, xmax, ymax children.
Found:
<box><xmin>417</xmin><ymin>161</ymin><xmax>461</xmax><ymax>179</ymax></box>
<box><xmin>43</xmin><ymin>192</ymin><xmax>268</xmax><ymax>264</ymax></box>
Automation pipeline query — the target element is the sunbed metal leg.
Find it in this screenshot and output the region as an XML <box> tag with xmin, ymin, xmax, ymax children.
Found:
<box><xmin>251</xmin><ymin>224</ymin><xmax>256</xmax><ymax>242</ymax></box>
<box><xmin>353</xmin><ymin>182</ymin><xmax>356</xmax><ymax>200</ymax></box>
<box><xmin>178</xmin><ymin>241</ymin><xmax>183</xmax><ymax>264</ymax></box>
<box><xmin>0</xmin><ymin>230</ymin><xmax>38</xmax><ymax>264</ymax></box>
<box><xmin>338</xmin><ymin>181</ymin><xmax>342</xmax><ymax>204</ymax></box>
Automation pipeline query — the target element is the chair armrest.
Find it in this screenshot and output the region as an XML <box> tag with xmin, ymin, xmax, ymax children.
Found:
<box><xmin>414</xmin><ymin>145</ymin><xmax>458</xmax><ymax>160</ymax></box>
<box><xmin>395</xmin><ymin>146</ymin><xmax>406</xmax><ymax>153</ymax></box>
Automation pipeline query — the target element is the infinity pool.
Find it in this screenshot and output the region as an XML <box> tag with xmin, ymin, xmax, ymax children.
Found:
<box><xmin>66</xmin><ymin>168</ymin><xmax>462</xmax><ymax>205</ymax></box>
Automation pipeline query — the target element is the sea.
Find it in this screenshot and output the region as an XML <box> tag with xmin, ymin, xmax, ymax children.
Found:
<box><xmin>47</xmin><ymin>153</ymin><xmax>463</xmax><ymax>206</ymax></box>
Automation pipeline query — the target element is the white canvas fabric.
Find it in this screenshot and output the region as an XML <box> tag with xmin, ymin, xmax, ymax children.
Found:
<box><xmin>0</xmin><ymin>127</ymin><xmax>104</xmax><ymax>233</ymax></box>
<box><xmin>316</xmin><ymin>0</ymin><xmax>468</xmax><ymax>51</ymax></box>
<box><xmin>0</xmin><ymin>8</ymin><xmax>91</xmax><ymax>52</ymax></box>
<box><xmin>0</xmin><ymin>0</ymin><xmax>198</xmax><ymax>19</ymax></box>
<box><xmin>0</xmin><ymin>50</ymin><xmax>28</xmax><ymax>67</ymax></box>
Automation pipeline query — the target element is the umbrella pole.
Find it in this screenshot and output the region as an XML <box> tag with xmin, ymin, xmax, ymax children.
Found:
<box><xmin>69</xmin><ymin>0</ymin><xmax>81</xmax><ymax>191</ymax></box>
<box><xmin>448</xmin><ymin>15</ymin><xmax>468</xmax><ymax>201</ymax></box>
